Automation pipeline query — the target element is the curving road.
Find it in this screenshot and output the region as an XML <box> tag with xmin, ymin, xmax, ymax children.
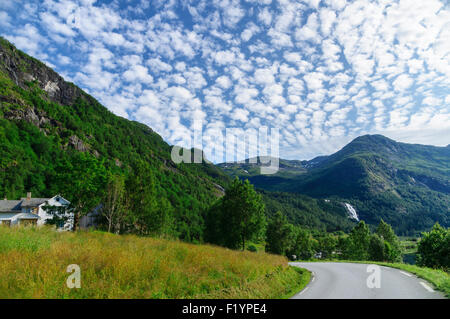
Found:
<box><xmin>290</xmin><ymin>262</ymin><xmax>445</xmax><ymax>299</ymax></box>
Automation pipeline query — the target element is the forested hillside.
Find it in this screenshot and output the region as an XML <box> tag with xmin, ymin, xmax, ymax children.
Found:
<box><xmin>261</xmin><ymin>191</ymin><xmax>356</xmax><ymax>232</ymax></box>
<box><xmin>0</xmin><ymin>37</ymin><xmax>229</xmax><ymax>241</ymax></box>
<box><xmin>219</xmin><ymin>135</ymin><xmax>450</xmax><ymax>235</ymax></box>
<box><xmin>2</xmin><ymin>36</ymin><xmax>447</xmax><ymax>239</ymax></box>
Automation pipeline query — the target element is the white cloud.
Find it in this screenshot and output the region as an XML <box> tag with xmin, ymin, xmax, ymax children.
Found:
<box><xmin>392</xmin><ymin>74</ymin><xmax>413</xmax><ymax>92</ymax></box>
<box><xmin>184</xmin><ymin>68</ymin><xmax>207</xmax><ymax>90</ymax></box>
<box><xmin>123</xmin><ymin>65</ymin><xmax>153</xmax><ymax>84</ymax></box>
<box><xmin>234</xmin><ymin>87</ymin><xmax>259</xmax><ymax>105</ymax></box>
<box><xmin>268</xmin><ymin>28</ymin><xmax>293</xmax><ymax>48</ymax></box>
<box><xmin>214</xmin><ymin>50</ymin><xmax>235</xmax><ymax>65</ymax></box>
<box><xmin>284</xmin><ymin>52</ymin><xmax>302</xmax><ymax>64</ymax></box>
<box><xmin>57</xmin><ymin>54</ymin><xmax>72</xmax><ymax>65</ymax></box>
<box><xmin>231</xmin><ymin>108</ymin><xmax>250</xmax><ymax>122</ymax></box>
<box><xmin>147</xmin><ymin>58</ymin><xmax>173</xmax><ymax>73</ymax></box>
<box><xmin>319</xmin><ymin>8</ymin><xmax>337</xmax><ymax>37</ymax></box>
<box><xmin>163</xmin><ymin>86</ymin><xmax>194</xmax><ymax>104</ymax></box>
<box><xmin>0</xmin><ymin>11</ymin><xmax>12</xmax><ymax>28</ymax></box>
<box><xmin>304</xmin><ymin>72</ymin><xmax>327</xmax><ymax>91</ymax></box>
<box><xmin>3</xmin><ymin>0</ymin><xmax>448</xmax><ymax>160</ymax></box>
<box><xmin>241</xmin><ymin>23</ymin><xmax>260</xmax><ymax>42</ymax></box>
<box><xmin>324</xmin><ymin>0</ymin><xmax>347</xmax><ymax>11</ymax></box>
<box><xmin>222</xmin><ymin>1</ymin><xmax>245</xmax><ymax>28</ymax></box>
<box><xmin>41</xmin><ymin>12</ymin><xmax>76</xmax><ymax>37</ymax></box>
<box><xmin>216</xmin><ymin>75</ymin><xmax>232</xmax><ymax>89</ymax></box>
<box><xmin>258</xmin><ymin>7</ymin><xmax>272</xmax><ymax>26</ymax></box>
<box><xmin>303</xmin><ymin>0</ymin><xmax>321</xmax><ymax>9</ymax></box>
<box><xmin>408</xmin><ymin>59</ymin><xmax>424</xmax><ymax>74</ymax></box>
<box><xmin>175</xmin><ymin>62</ymin><xmax>186</xmax><ymax>72</ymax></box>
<box><xmin>422</xmin><ymin>96</ymin><xmax>442</xmax><ymax>106</ymax></box>
<box><xmin>254</xmin><ymin>68</ymin><xmax>276</xmax><ymax>85</ymax></box>
<box><xmin>295</xmin><ymin>13</ymin><xmax>320</xmax><ymax>43</ymax></box>
<box><xmin>101</xmin><ymin>32</ymin><xmax>127</xmax><ymax>46</ymax></box>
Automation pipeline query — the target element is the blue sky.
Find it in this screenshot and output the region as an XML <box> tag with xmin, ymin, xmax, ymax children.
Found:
<box><xmin>1</xmin><ymin>0</ymin><xmax>449</xmax><ymax>161</ymax></box>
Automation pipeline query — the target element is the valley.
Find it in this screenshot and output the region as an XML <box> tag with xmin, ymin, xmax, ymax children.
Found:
<box><xmin>0</xmin><ymin>35</ymin><xmax>448</xmax><ymax>300</ymax></box>
<box><xmin>218</xmin><ymin>135</ymin><xmax>450</xmax><ymax>236</ymax></box>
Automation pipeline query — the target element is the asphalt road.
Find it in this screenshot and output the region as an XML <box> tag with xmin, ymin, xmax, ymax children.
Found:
<box><xmin>290</xmin><ymin>262</ymin><xmax>445</xmax><ymax>299</ymax></box>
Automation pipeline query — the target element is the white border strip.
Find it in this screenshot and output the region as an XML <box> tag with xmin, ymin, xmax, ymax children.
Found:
<box><xmin>298</xmin><ymin>287</ymin><xmax>309</xmax><ymax>295</ymax></box>
<box><xmin>420</xmin><ymin>282</ymin><xmax>434</xmax><ymax>292</ymax></box>
<box><xmin>399</xmin><ymin>271</ymin><xmax>412</xmax><ymax>277</ymax></box>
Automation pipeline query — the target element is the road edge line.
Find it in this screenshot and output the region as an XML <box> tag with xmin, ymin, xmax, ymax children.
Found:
<box><xmin>399</xmin><ymin>270</ymin><xmax>413</xmax><ymax>277</ymax></box>
<box><xmin>420</xmin><ymin>282</ymin><xmax>435</xmax><ymax>292</ymax></box>
<box><xmin>289</xmin><ymin>265</ymin><xmax>314</xmax><ymax>299</ymax></box>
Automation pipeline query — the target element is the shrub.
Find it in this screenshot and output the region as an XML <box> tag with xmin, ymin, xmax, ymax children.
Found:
<box><xmin>417</xmin><ymin>223</ymin><xmax>449</xmax><ymax>270</ymax></box>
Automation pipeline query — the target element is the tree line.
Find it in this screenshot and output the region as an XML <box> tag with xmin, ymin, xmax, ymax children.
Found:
<box><xmin>49</xmin><ymin>163</ymin><xmax>449</xmax><ymax>270</ymax></box>
<box><xmin>263</xmin><ymin>212</ymin><xmax>403</xmax><ymax>262</ymax></box>
<box><xmin>204</xmin><ymin>177</ymin><xmax>449</xmax><ymax>270</ymax></box>
<box><xmin>202</xmin><ymin>177</ymin><xmax>406</xmax><ymax>263</ymax></box>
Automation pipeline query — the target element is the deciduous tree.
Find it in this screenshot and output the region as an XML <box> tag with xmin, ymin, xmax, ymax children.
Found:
<box><xmin>345</xmin><ymin>221</ymin><xmax>370</xmax><ymax>260</ymax></box>
<box><xmin>205</xmin><ymin>178</ymin><xmax>266</xmax><ymax>250</ymax></box>
<box><xmin>56</xmin><ymin>152</ymin><xmax>107</xmax><ymax>231</ymax></box>
<box><xmin>417</xmin><ymin>223</ymin><xmax>449</xmax><ymax>269</ymax></box>
<box><xmin>101</xmin><ymin>174</ymin><xmax>126</xmax><ymax>233</ymax></box>
<box><xmin>265</xmin><ymin>211</ymin><xmax>295</xmax><ymax>256</ymax></box>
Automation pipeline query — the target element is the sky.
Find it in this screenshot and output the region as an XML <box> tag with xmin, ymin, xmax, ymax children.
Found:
<box><xmin>1</xmin><ymin>0</ymin><xmax>449</xmax><ymax>161</ymax></box>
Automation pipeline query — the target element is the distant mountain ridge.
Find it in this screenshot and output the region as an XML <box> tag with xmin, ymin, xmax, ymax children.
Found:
<box><xmin>218</xmin><ymin>135</ymin><xmax>450</xmax><ymax>235</ymax></box>
<box><xmin>218</xmin><ymin>156</ymin><xmax>307</xmax><ymax>179</ymax></box>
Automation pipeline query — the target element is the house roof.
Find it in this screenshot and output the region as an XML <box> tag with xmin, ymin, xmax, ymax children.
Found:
<box><xmin>0</xmin><ymin>198</ymin><xmax>52</xmax><ymax>212</ymax></box>
<box><xmin>0</xmin><ymin>200</ymin><xmax>22</xmax><ymax>212</ymax></box>
<box><xmin>19</xmin><ymin>198</ymin><xmax>51</xmax><ymax>207</ymax></box>
<box><xmin>0</xmin><ymin>195</ymin><xmax>70</xmax><ymax>213</ymax></box>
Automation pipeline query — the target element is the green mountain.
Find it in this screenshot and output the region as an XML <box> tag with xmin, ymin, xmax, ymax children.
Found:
<box><xmin>219</xmin><ymin>135</ymin><xmax>450</xmax><ymax>235</ymax></box>
<box><xmin>2</xmin><ymin>36</ymin><xmax>447</xmax><ymax>238</ymax></box>
<box><xmin>0</xmin><ymin>37</ymin><xmax>229</xmax><ymax>241</ymax></box>
<box><xmin>218</xmin><ymin>157</ymin><xmax>306</xmax><ymax>179</ymax></box>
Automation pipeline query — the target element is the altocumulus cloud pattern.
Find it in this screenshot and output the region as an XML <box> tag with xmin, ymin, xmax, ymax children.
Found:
<box><xmin>1</xmin><ymin>0</ymin><xmax>449</xmax><ymax>160</ymax></box>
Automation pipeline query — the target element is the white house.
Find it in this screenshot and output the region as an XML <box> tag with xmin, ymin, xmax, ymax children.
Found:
<box><xmin>0</xmin><ymin>192</ymin><xmax>72</xmax><ymax>230</ymax></box>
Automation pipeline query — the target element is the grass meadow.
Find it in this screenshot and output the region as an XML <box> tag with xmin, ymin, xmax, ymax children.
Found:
<box><xmin>0</xmin><ymin>226</ymin><xmax>309</xmax><ymax>299</ymax></box>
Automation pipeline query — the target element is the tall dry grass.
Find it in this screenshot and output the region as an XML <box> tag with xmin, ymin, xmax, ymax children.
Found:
<box><xmin>0</xmin><ymin>226</ymin><xmax>306</xmax><ymax>299</ymax></box>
